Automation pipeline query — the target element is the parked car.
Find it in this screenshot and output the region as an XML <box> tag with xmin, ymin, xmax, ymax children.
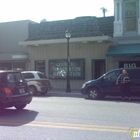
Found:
<box><xmin>81</xmin><ymin>68</ymin><xmax>140</xmax><ymax>99</ymax></box>
<box><xmin>21</xmin><ymin>71</ymin><xmax>52</xmax><ymax>95</ymax></box>
<box><xmin>0</xmin><ymin>70</ymin><xmax>33</xmax><ymax>111</ymax></box>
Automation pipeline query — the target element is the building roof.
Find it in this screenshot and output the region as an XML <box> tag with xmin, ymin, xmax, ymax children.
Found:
<box><xmin>98</xmin><ymin>16</ymin><xmax>114</xmax><ymax>37</ymax></box>
<box><xmin>27</xmin><ymin>16</ymin><xmax>114</xmax><ymax>41</ymax></box>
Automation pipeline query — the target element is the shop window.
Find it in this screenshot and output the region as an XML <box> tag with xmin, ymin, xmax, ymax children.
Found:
<box><xmin>92</xmin><ymin>59</ymin><xmax>105</xmax><ymax>79</ymax></box>
<box><xmin>49</xmin><ymin>59</ymin><xmax>85</xmax><ymax>79</ymax></box>
<box><xmin>35</xmin><ymin>60</ymin><xmax>45</xmax><ymax>73</ymax></box>
<box><xmin>13</xmin><ymin>62</ymin><xmax>25</xmax><ymax>71</ymax></box>
<box><xmin>119</xmin><ymin>61</ymin><xmax>140</xmax><ymax>68</ymax></box>
<box><xmin>0</xmin><ymin>62</ymin><xmax>12</xmax><ymax>70</ymax></box>
<box><xmin>124</xmin><ymin>1</ymin><xmax>137</xmax><ymax>31</ymax></box>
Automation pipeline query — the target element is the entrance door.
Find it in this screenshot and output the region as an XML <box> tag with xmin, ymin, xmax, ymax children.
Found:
<box><xmin>92</xmin><ymin>59</ymin><xmax>105</xmax><ymax>79</ymax></box>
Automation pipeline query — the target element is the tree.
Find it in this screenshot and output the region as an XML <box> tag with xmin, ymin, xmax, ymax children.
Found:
<box><xmin>40</xmin><ymin>18</ymin><xmax>47</xmax><ymax>23</ymax></box>
<box><xmin>100</xmin><ymin>7</ymin><xmax>108</xmax><ymax>17</ymax></box>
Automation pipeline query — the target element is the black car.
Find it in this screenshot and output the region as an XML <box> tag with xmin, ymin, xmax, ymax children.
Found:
<box><xmin>0</xmin><ymin>71</ymin><xmax>33</xmax><ymax>111</ymax></box>
<box><xmin>81</xmin><ymin>68</ymin><xmax>140</xmax><ymax>99</ymax></box>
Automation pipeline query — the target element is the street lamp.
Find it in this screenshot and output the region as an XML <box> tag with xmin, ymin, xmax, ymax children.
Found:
<box><xmin>65</xmin><ymin>30</ymin><xmax>71</xmax><ymax>92</ymax></box>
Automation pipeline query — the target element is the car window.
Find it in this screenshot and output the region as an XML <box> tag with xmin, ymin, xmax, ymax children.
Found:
<box><xmin>7</xmin><ymin>73</ymin><xmax>23</xmax><ymax>82</ymax></box>
<box><xmin>37</xmin><ymin>72</ymin><xmax>47</xmax><ymax>79</ymax></box>
<box><xmin>104</xmin><ymin>70</ymin><xmax>120</xmax><ymax>82</ymax></box>
<box><xmin>127</xmin><ymin>69</ymin><xmax>140</xmax><ymax>80</ymax></box>
<box><xmin>22</xmin><ymin>73</ymin><xmax>35</xmax><ymax>79</ymax></box>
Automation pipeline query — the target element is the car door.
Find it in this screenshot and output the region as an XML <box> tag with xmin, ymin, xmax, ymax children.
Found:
<box><xmin>126</xmin><ymin>69</ymin><xmax>140</xmax><ymax>96</ymax></box>
<box><xmin>6</xmin><ymin>72</ymin><xmax>28</xmax><ymax>95</ymax></box>
<box><xmin>100</xmin><ymin>70</ymin><xmax>121</xmax><ymax>96</ymax></box>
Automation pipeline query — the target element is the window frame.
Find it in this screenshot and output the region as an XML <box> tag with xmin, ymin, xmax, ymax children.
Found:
<box><xmin>37</xmin><ymin>72</ymin><xmax>47</xmax><ymax>79</ymax></box>
<box><xmin>104</xmin><ymin>70</ymin><xmax>121</xmax><ymax>82</ymax></box>
<box><xmin>22</xmin><ymin>73</ymin><xmax>35</xmax><ymax>79</ymax></box>
<box><xmin>123</xmin><ymin>0</ymin><xmax>138</xmax><ymax>32</ymax></box>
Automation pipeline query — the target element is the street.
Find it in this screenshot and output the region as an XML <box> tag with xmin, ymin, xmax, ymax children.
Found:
<box><xmin>0</xmin><ymin>91</ymin><xmax>140</xmax><ymax>140</ymax></box>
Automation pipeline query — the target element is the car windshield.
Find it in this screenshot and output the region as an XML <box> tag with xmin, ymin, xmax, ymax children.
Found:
<box><xmin>6</xmin><ymin>72</ymin><xmax>24</xmax><ymax>82</ymax></box>
<box><xmin>37</xmin><ymin>72</ymin><xmax>47</xmax><ymax>79</ymax></box>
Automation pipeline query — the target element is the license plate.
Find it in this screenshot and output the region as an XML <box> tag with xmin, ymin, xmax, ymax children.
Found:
<box><xmin>19</xmin><ymin>88</ymin><xmax>25</xmax><ymax>93</ymax></box>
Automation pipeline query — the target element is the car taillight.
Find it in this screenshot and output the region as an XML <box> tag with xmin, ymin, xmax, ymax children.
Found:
<box><xmin>2</xmin><ymin>88</ymin><xmax>12</xmax><ymax>96</ymax></box>
<box><xmin>37</xmin><ymin>82</ymin><xmax>42</xmax><ymax>86</ymax></box>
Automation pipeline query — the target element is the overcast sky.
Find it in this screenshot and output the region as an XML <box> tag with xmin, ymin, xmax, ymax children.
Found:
<box><xmin>0</xmin><ymin>0</ymin><xmax>114</xmax><ymax>23</ymax></box>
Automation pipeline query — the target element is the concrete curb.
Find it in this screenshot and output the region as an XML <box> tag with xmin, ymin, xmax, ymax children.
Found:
<box><xmin>47</xmin><ymin>89</ymin><xmax>84</xmax><ymax>98</ymax></box>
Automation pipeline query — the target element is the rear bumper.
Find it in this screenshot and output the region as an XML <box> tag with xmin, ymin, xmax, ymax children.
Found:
<box><xmin>1</xmin><ymin>93</ymin><xmax>33</xmax><ymax>108</ymax></box>
<box><xmin>40</xmin><ymin>86</ymin><xmax>52</xmax><ymax>92</ymax></box>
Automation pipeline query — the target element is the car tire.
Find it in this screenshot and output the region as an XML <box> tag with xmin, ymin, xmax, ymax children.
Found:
<box><xmin>15</xmin><ymin>104</ymin><xmax>27</xmax><ymax>110</ymax></box>
<box><xmin>87</xmin><ymin>87</ymin><xmax>100</xmax><ymax>100</ymax></box>
<box><xmin>40</xmin><ymin>91</ymin><xmax>47</xmax><ymax>96</ymax></box>
<box><xmin>29</xmin><ymin>86</ymin><xmax>37</xmax><ymax>95</ymax></box>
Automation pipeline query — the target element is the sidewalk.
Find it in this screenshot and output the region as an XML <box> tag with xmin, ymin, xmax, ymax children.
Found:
<box><xmin>47</xmin><ymin>89</ymin><xmax>84</xmax><ymax>98</ymax></box>
<box><xmin>49</xmin><ymin>89</ymin><xmax>80</xmax><ymax>93</ymax></box>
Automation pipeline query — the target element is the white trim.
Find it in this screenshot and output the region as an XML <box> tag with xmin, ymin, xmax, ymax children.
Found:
<box><xmin>19</xmin><ymin>36</ymin><xmax>113</xmax><ymax>46</ymax></box>
<box><xmin>119</xmin><ymin>1</ymin><xmax>122</xmax><ymax>21</ymax></box>
<box><xmin>114</xmin><ymin>1</ymin><xmax>118</xmax><ymax>21</ymax></box>
<box><xmin>12</xmin><ymin>54</ymin><xmax>28</xmax><ymax>59</ymax></box>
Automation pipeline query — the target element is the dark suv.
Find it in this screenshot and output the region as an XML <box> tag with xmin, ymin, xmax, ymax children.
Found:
<box><xmin>0</xmin><ymin>71</ymin><xmax>33</xmax><ymax>110</ymax></box>
<box><xmin>81</xmin><ymin>68</ymin><xmax>140</xmax><ymax>99</ymax></box>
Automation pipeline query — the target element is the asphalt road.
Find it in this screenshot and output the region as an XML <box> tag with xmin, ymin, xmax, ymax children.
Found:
<box><xmin>0</xmin><ymin>92</ymin><xmax>140</xmax><ymax>140</ymax></box>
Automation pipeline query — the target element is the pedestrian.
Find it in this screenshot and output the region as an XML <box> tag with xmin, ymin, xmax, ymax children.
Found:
<box><xmin>116</xmin><ymin>69</ymin><xmax>131</xmax><ymax>101</ymax></box>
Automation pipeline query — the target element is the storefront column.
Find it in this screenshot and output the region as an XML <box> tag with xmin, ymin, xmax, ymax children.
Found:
<box><xmin>114</xmin><ymin>0</ymin><xmax>123</xmax><ymax>37</ymax></box>
<box><xmin>114</xmin><ymin>0</ymin><xmax>118</xmax><ymax>21</ymax></box>
<box><xmin>119</xmin><ymin>0</ymin><xmax>122</xmax><ymax>21</ymax></box>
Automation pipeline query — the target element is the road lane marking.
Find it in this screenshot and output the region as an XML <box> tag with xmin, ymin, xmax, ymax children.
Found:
<box><xmin>0</xmin><ymin>119</ymin><xmax>139</xmax><ymax>133</ymax></box>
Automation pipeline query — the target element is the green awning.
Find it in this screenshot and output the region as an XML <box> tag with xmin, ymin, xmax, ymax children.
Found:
<box><xmin>106</xmin><ymin>45</ymin><xmax>140</xmax><ymax>56</ymax></box>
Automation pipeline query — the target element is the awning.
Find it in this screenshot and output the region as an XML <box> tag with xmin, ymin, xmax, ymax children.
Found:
<box><xmin>106</xmin><ymin>45</ymin><xmax>140</xmax><ymax>56</ymax></box>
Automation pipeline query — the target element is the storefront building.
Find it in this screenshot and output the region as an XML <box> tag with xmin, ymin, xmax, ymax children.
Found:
<box><xmin>19</xmin><ymin>16</ymin><xmax>114</xmax><ymax>89</ymax></box>
<box><xmin>107</xmin><ymin>0</ymin><xmax>140</xmax><ymax>70</ymax></box>
<box><xmin>0</xmin><ymin>20</ymin><xmax>35</xmax><ymax>70</ymax></box>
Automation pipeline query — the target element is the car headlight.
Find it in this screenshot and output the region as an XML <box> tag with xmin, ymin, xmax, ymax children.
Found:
<box><xmin>82</xmin><ymin>84</ymin><xmax>86</xmax><ymax>88</ymax></box>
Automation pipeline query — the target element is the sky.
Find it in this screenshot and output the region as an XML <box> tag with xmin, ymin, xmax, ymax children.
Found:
<box><xmin>0</xmin><ymin>0</ymin><xmax>114</xmax><ymax>23</ymax></box>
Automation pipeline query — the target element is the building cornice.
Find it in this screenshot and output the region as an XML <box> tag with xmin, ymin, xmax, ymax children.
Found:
<box><xmin>19</xmin><ymin>36</ymin><xmax>113</xmax><ymax>47</ymax></box>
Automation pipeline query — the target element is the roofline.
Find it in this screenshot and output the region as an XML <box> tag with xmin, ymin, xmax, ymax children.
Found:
<box><xmin>19</xmin><ymin>36</ymin><xmax>113</xmax><ymax>46</ymax></box>
<box><xmin>0</xmin><ymin>20</ymin><xmax>37</xmax><ymax>24</ymax></box>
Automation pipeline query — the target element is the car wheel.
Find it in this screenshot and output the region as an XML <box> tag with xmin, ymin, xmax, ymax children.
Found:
<box><xmin>40</xmin><ymin>91</ymin><xmax>47</xmax><ymax>96</ymax></box>
<box><xmin>15</xmin><ymin>104</ymin><xmax>27</xmax><ymax>110</ymax></box>
<box><xmin>29</xmin><ymin>86</ymin><xmax>37</xmax><ymax>95</ymax></box>
<box><xmin>87</xmin><ymin>87</ymin><xmax>100</xmax><ymax>100</ymax></box>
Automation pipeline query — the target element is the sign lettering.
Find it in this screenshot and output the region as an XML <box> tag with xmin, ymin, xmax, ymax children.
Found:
<box><xmin>119</xmin><ymin>61</ymin><xmax>140</xmax><ymax>68</ymax></box>
<box><xmin>49</xmin><ymin>59</ymin><xmax>85</xmax><ymax>79</ymax></box>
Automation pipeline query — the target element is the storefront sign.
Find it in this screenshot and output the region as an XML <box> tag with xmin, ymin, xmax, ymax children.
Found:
<box><xmin>119</xmin><ymin>61</ymin><xmax>140</xmax><ymax>68</ymax></box>
<box><xmin>35</xmin><ymin>60</ymin><xmax>45</xmax><ymax>73</ymax></box>
<box><xmin>49</xmin><ymin>59</ymin><xmax>85</xmax><ymax>79</ymax></box>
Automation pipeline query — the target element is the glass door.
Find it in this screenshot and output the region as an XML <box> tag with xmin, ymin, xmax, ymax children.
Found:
<box><xmin>92</xmin><ymin>59</ymin><xmax>105</xmax><ymax>79</ymax></box>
